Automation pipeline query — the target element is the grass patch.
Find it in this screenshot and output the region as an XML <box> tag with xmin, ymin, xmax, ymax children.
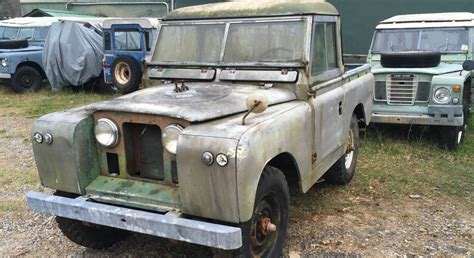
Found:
<box><xmin>0</xmin><ymin>84</ymin><xmax>116</xmax><ymax>118</ymax></box>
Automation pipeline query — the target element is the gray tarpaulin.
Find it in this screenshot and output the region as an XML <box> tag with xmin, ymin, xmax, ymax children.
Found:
<box><xmin>43</xmin><ymin>21</ymin><xmax>103</xmax><ymax>91</ymax></box>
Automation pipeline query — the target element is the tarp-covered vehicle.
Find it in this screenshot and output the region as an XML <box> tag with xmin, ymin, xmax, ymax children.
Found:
<box><xmin>43</xmin><ymin>20</ymin><xmax>107</xmax><ymax>92</ymax></box>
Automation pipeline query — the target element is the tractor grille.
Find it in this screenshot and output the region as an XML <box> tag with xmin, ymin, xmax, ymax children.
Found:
<box><xmin>386</xmin><ymin>74</ymin><xmax>418</xmax><ymax>105</ymax></box>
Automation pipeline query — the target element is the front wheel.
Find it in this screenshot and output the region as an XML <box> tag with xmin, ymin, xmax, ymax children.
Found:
<box><xmin>10</xmin><ymin>66</ymin><xmax>42</xmax><ymax>93</ymax></box>
<box><xmin>438</xmin><ymin>125</ymin><xmax>465</xmax><ymax>151</ymax></box>
<box><xmin>220</xmin><ymin>166</ymin><xmax>289</xmax><ymax>258</ymax></box>
<box><xmin>56</xmin><ymin>216</ymin><xmax>131</xmax><ymax>249</ymax></box>
<box><xmin>323</xmin><ymin>114</ymin><xmax>360</xmax><ymax>185</ymax></box>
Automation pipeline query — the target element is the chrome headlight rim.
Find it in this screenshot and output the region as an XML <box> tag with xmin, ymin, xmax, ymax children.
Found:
<box><xmin>162</xmin><ymin>124</ymin><xmax>184</xmax><ymax>155</ymax></box>
<box><xmin>433</xmin><ymin>87</ymin><xmax>451</xmax><ymax>104</ymax></box>
<box><xmin>95</xmin><ymin>118</ymin><xmax>119</xmax><ymax>148</ymax></box>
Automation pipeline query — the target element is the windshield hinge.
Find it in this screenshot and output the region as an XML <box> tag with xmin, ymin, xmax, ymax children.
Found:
<box><xmin>281</xmin><ymin>69</ymin><xmax>289</xmax><ymax>75</ymax></box>
<box><xmin>308</xmin><ymin>88</ymin><xmax>316</xmax><ymax>98</ymax></box>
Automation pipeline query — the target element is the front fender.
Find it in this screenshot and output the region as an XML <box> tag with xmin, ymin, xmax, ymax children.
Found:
<box><xmin>236</xmin><ymin>102</ymin><xmax>313</xmax><ymax>222</ymax></box>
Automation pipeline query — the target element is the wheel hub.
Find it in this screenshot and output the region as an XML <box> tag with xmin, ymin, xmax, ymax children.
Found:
<box><xmin>250</xmin><ymin>198</ymin><xmax>279</xmax><ymax>256</ymax></box>
<box><xmin>345</xmin><ymin>128</ymin><xmax>355</xmax><ymax>169</ymax></box>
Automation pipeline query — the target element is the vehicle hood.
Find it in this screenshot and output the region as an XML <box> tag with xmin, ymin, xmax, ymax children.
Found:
<box><xmin>0</xmin><ymin>46</ymin><xmax>43</xmax><ymax>54</ymax></box>
<box><xmin>86</xmin><ymin>83</ymin><xmax>297</xmax><ymax>122</ymax></box>
<box><xmin>371</xmin><ymin>62</ymin><xmax>463</xmax><ymax>75</ymax></box>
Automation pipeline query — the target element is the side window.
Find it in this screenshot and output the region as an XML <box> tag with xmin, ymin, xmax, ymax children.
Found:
<box><xmin>104</xmin><ymin>31</ymin><xmax>111</xmax><ymax>51</ymax></box>
<box><xmin>311</xmin><ymin>22</ymin><xmax>339</xmax><ymax>76</ymax></box>
<box><xmin>144</xmin><ymin>31</ymin><xmax>151</xmax><ymax>52</ymax></box>
<box><xmin>33</xmin><ymin>27</ymin><xmax>49</xmax><ymax>40</ymax></box>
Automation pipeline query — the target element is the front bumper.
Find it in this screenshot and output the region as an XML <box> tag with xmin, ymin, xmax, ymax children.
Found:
<box><xmin>372</xmin><ymin>105</ymin><xmax>464</xmax><ymax>126</ymax></box>
<box><xmin>0</xmin><ymin>73</ymin><xmax>11</xmax><ymax>79</ymax></box>
<box><xmin>26</xmin><ymin>191</ymin><xmax>242</xmax><ymax>250</ymax></box>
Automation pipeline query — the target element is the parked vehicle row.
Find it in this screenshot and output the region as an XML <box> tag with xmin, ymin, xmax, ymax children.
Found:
<box><xmin>11</xmin><ymin>0</ymin><xmax>474</xmax><ymax>257</ymax></box>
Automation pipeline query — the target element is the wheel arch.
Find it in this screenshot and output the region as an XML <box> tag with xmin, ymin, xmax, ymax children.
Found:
<box><xmin>16</xmin><ymin>61</ymin><xmax>46</xmax><ymax>79</ymax></box>
<box><xmin>266</xmin><ymin>152</ymin><xmax>302</xmax><ymax>193</ymax></box>
<box><xmin>353</xmin><ymin>103</ymin><xmax>367</xmax><ymax>128</ymax></box>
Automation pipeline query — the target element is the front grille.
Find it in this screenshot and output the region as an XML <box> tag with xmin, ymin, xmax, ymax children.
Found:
<box><xmin>387</xmin><ymin>74</ymin><xmax>418</xmax><ymax>105</ymax></box>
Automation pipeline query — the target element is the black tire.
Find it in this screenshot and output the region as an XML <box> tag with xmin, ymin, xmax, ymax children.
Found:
<box><xmin>438</xmin><ymin>125</ymin><xmax>465</xmax><ymax>151</ymax></box>
<box><xmin>230</xmin><ymin>166</ymin><xmax>289</xmax><ymax>258</ymax></box>
<box><xmin>324</xmin><ymin>114</ymin><xmax>360</xmax><ymax>185</ymax></box>
<box><xmin>53</xmin><ymin>191</ymin><xmax>131</xmax><ymax>249</ymax></box>
<box><xmin>381</xmin><ymin>51</ymin><xmax>441</xmax><ymax>68</ymax></box>
<box><xmin>10</xmin><ymin>66</ymin><xmax>43</xmax><ymax>93</ymax></box>
<box><xmin>110</xmin><ymin>56</ymin><xmax>142</xmax><ymax>94</ymax></box>
<box><xmin>0</xmin><ymin>39</ymin><xmax>28</xmax><ymax>49</ymax></box>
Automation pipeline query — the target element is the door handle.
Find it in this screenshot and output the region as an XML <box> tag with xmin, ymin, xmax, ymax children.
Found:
<box><xmin>338</xmin><ymin>101</ymin><xmax>343</xmax><ymax>115</ymax></box>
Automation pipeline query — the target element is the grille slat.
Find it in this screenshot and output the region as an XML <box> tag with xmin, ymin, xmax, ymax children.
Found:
<box><xmin>387</xmin><ymin>74</ymin><xmax>418</xmax><ymax>105</ymax></box>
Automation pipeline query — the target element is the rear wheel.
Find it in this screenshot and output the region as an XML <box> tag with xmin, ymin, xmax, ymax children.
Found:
<box><xmin>324</xmin><ymin>114</ymin><xmax>360</xmax><ymax>185</ymax></box>
<box><xmin>10</xmin><ymin>66</ymin><xmax>42</xmax><ymax>93</ymax></box>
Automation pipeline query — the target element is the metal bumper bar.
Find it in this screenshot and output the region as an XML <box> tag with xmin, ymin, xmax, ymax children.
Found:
<box><xmin>0</xmin><ymin>73</ymin><xmax>11</xmax><ymax>79</ymax></box>
<box><xmin>371</xmin><ymin>113</ymin><xmax>464</xmax><ymax>126</ymax></box>
<box><xmin>26</xmin><ymin>191</ymin><xmax>242</xmax><ymax>250</ymax></box>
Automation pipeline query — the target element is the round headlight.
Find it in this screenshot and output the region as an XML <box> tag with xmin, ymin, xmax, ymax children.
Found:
<box><xmin>162</xmin><ymin>124</ymin><xmax>184</xmax><ymax>155</ymax></box>
<box><xmin>1</xmin><ymin>58</ymin><xmax>7</xmax><ymax>67</ymax></box>
<box><xmin>95</xmin><ymin>118</ymin><xmax>119</xmax><ymax>147</ymax></box>
<box><xmin>434</xmin><ymin>87</ymin><xmax>451</xmax><ymax>104</ymax></box>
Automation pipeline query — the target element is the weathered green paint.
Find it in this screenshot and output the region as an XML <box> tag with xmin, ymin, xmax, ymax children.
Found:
<box><xmin>32</xmin><ymin>109</ymin><xmax>100</xmax><ymax>194</ymax></box>
<box><xmin>165</xmin><ymin>0</ymin><xmax>338</xmax><ymax>20</ymax></box>
<box><xmin>85</xmin><ymin>176</ymin><xmax>181</xmax><ymax>212</ymax></box>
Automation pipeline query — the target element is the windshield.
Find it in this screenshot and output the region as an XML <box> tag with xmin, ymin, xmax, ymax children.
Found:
<box><xmin>372</xmin><ymin>27</ymin><xmax>469</xmax><ymax>53</ymax></box>
<box><xmin>153</xmin><ymin>20</ymin><xmax>306</xmax><ymax>65</ymax></box>
<box><xmin>0</xmin><ymin>27</ymin><xmax>18</xmax><ymax>40</ymax></box>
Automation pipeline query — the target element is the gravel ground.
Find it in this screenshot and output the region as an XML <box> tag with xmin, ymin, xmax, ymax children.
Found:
<box><xmin>0</xmin><ymin>108</ymin><xmax>472</xmax><ymax>257</ymax></box>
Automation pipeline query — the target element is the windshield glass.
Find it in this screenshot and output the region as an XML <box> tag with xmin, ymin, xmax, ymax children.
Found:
<box><xmin>372</xmin><ymin>27</ymin><xmax>469</xmax><ymax>53</ymax></box>
<box><xmin>154</xmin><ymin>24</ymin><xmax>226</xmax><ymax>63</ymax></box>
<box><xmin>153</xmin><ymin>20</ymin><xmax>306</xmax><ymax>64</ymax></box>
<box><xmin>1</xmin><ymin>27</ymin><xmax>18</xmax><ymax>40</ymax></box>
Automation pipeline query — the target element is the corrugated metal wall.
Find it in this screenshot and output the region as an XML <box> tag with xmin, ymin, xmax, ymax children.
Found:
<box><xmin>328</xmin><ymin>0</ymin><xmax>474</xmax><ymax>55</ymax></box>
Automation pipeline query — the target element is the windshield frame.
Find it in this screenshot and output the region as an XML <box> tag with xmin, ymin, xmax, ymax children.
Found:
<box><xmin>370</xmin><ymin>26</ymin><xmax>471</xmax><ymax>54</ymax></box>
<box><xmin>149</xmin><ymin>16</ymin><xmax>311</xmax><ymax>68</ymax></box>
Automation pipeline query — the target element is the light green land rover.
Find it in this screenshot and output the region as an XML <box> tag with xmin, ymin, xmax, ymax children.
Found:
<box><xmin>368</xmin><ymin>12</ymin><xmax>474</xmax><ymax>150</ymax></box>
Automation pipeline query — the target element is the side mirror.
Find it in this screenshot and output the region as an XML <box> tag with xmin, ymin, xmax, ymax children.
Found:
<box><xmin>242</xmin><ymin>93</ymin><xmax>268</xmax><ymax>125</ymax></box>
<box><xmin>246</xmin><ymin>93</ymin><xmax>268</xmax><ymax>114</ymax></box>
<box><xmin>462</xmin><ymin>60</ymin><xmax>474</xmax><ymax>71</ymax></box>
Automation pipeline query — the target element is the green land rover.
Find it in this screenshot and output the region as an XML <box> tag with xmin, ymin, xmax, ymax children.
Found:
<box><xmin>368</xmin><ymin>12</ymin><xmax>474</xmax><ymax>150</ymax></box>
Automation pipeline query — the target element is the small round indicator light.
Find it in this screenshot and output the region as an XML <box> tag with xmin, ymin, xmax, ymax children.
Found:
<box><xmin>216</xmin><ymin>153</ymin><xmax>229</xmax><ymax>167</ymax></box>
<box><xmin>453</xmin><ymin>85</ymin><xmax>461</xmax><ymax>92</ymax></box>
<box><xmin>202</xmin><ymin>152</ymin><xmax>214</xmax><ymax>166</ymax></box>
<box><xmin>33</xmin><ymin>132</ymin><xmax>43</xmax><ymax>144</ymax></box>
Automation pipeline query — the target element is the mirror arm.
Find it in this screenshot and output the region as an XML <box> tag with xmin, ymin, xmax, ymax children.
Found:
<box><xmin>242</xmin><ymin>101</ymin><xmax>262</xmax><ymax>125</ymax></box>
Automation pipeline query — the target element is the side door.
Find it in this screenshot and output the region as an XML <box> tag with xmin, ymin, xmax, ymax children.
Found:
<box><xmin>308</xmin><ymin>15</ymin><xmax>346</xmax><ymax>174</ymax></box>
<box><xmin>111</xmin><ymin>24</ymin><xmax>146</xmax><ymax>62</ymax></box>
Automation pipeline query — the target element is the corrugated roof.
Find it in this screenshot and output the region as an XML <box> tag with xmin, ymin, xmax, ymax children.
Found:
<box><xmin>165</xmin><ymin>0</ymin><xmax>338</xmax><ymax>20</ymax></box>
<box><xmin>23</xmin><ymin>8</ymin><xmax>103</xmax><ymax>18</ymax></box>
